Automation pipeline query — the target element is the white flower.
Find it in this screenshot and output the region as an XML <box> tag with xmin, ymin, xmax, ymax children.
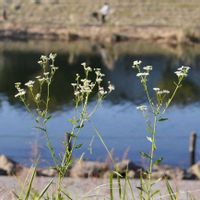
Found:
<box><xmin>143</xmin><ymin>65</ymin><xmax>152</xmax><ymax>71</ymax></box>
<box><xmin>49</xmin><ymin>53</ymin><xmax>56</xmax><ymax>60</ymax></box>
<box><xmin>175</xmin><ymin>66</ymin><xmax>190</xmax><ymax>78</ymax></box>
<box><xmin>99</xmin><ymin>87</ymin><xmax>107</xmax><ymax>96</ymax></box>
<box><xmin>71</xmin><ymin>83</ymin><xmax>77</xmax><ymax>87</ymax></box>
<box><xmin>85</xmin><ymin>67</ymin><xmax>92</xmax><ymax>72</ymax></box>
<box><xmin>81</xmin><ymin>62</ymin><xmax>86</xmax><ymax>68</ymax></box>
<box><xmin>95</xmin><ymin>70</ymin><xmax>105</xmax><ymax>77</ymax></box>
<box><xmin>38</xmin><ymin>77</ymin><xmax>45</xmax><ymax>82</ymax></box>
<box><xmin>133</xmin><ymin>60</ymin><xmax>142</xmax><ymax>66</ymax></box>
<box><xmin>174</xmin><ymin>71</ymin><xmax>187</xmax><ymax>77</ymax></box>
<box><xmin>157</xmin><ymin>90</ymin><xmax>170</xmax><ymax>95</ymax></box>
<box><xmin>25</xmin><ymin>80</ymin><xmax>35</xmax><ymax>88</ymax></box>
<box><xmin>38</xmin><ymin>60</ymin><xmax>43</xmax><ymax>65</ymax></box>
<box><xmin>15</xmin><ymin>89</ymin><xmax>26</xmax><ymax>98</ymax></box>
<box><xmin>40</xmin><ymin>55</ymin><xmax>48</xmax><ymax>61</ymax></box>
<box><xmin>15</xmin><ymin>82</ymin><xmax>21</xmax><ymax>87</ymax></box>
<box><xmin>35</xmin><ymin>93</ymin><xmax>41</xmax><ymax>101</ymax></box>
<box><xmin>74</xmin><ymin>91</ymin><xmax>80</xmax><ymax>96</ymax></box>
<box><xmin>136</xmin><ymin>72</ymin><xmax>149</xmax><ymax>77</ymax></box>
<box><xmin>178</xmin><ymin>66</ymin><xmax>190</xmax><ymax>71</ymax></box>
<box><xmin>52</xmin><ymin>66</ymin><xmax>59</xmax><ymax>70</ymax></box>
<box><xmin>108</xmin><ymin>84</ymin><xmax>115</xmax><ymax>92</ymax></box>
<box><xmin>44</xmin><ymin>72</ymin><xmax>49</xmax><ymax>76</ymax></box>
<box><xmin>162</xmin><ymin>90</ymin><xmax>170</xmax><ymax>94</ymax></box>
<box><xmin>153</xmin><ymin>88</ymin><xmax>160</xmax><ymax>91</ymax></box>
<box><xmin>136</xmin><ymin>105</ymin><xmax>148</xmax><ymax>112</ymax></box>
<box><xmin>96</xmin><ymin>78</ymin><xmax>103</xmax><ymax>83</ymax></box>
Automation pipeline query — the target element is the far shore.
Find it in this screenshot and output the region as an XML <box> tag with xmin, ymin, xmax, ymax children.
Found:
<box><xmin>1</xmin><ymin>23</ymin><xmax>200</xmax><ymax>46</ymax></box>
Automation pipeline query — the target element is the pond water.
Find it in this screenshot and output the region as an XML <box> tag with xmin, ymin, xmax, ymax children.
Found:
<box><xmin>0</xmin><ymin>40</ymin><xmax>200</xmax><ymax>168</ymax></box>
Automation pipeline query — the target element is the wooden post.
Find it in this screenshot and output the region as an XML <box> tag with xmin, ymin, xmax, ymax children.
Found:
<box><xmin>189</xmin><ymin>132</ymin><xmax>197</xmax><ymax>166</ymax></box>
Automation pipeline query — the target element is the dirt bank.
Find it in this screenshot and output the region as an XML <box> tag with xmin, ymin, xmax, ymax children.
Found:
<box><xmin>1</xmin><ymin>0</ymin><xmax>200</xmax><ymax>44</ymax></box>
<box><xmin>1</xmin><ymin>22</ymin><xmax>200</xmax><ymax>45</ymax></box>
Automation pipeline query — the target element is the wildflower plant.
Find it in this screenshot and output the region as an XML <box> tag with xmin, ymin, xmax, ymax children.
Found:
<box><xmin>132</xmin><ymin>61</ymin><xmax>190</xmax><ymax>199</ymax></box>
<box><xmin>15</xmin><ymin>54</ymin><xmax>114</xmax><ymax>199</ymax></box>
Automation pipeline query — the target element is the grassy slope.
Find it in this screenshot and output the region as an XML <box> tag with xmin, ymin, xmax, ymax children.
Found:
<box><xmin>0</xmin><ymin>0</ymin><xmax>200</xmax><ymax>30</ymax></box>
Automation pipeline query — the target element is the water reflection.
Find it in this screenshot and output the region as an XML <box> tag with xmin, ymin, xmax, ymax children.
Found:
<box><xmin>0</xmin><ymin>40</ymin><xmax>200</xmax><ymax>167</ymax></box>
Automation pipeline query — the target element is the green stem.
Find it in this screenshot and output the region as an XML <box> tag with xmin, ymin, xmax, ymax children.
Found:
<box><xmin>162</xmin><ymin>78</ymin><xmax>182</xmax><ymax>114</ymax></box>
<box><xmin>148</xmin><ymin>115</ymin><xmax>157</xmax><ymax>199</ymax></box>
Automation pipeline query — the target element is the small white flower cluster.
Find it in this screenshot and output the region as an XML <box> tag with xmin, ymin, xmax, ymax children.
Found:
<box><xmin>143</xmin><ymin>65</ymin><xmax>152</xmax><ymax>71</ymax></box>
<box><xmin>153</xmin><ymin>88</ymin><xmax>170</xmax><ymax>95</ymax></box>
<box><xmin>136</xmin><ymin>72</ymin><xmax>149</xmax><ymax>77</ymax></box>
<box><xmin>72</xmin><ymin>63</ymin><xmax>114</xmax><ymax>104</ymax></box>
<box><xmin>132</xmin><ymin>60</ymin><xmax>142</xmax><ymax>68</ymax></box>
<box><xmin>15</xmin><ymin>53</ymin><xmax>59</xmax><ymax>100</ymax></box>
<box><xmin>81</xmin><ymin>62</ymin><xmax>92</xmax><ymax>73</ymax></box>
<box><xmin>14</xmin><ymin>82</ymin><xmax>26</xmax><ymax>98</ymax></box>
<box><xmin>108</xmin><ymin>81</ymin><xmax>115</xmax><ymax>93</ymax></box>
<box><xmin>132</xmin><ymin>60</ymin><xmax>153</xmax><ymax>82</ymax></box>
<box><xmin>174</xmin><ymin>66</ymin><xmax>190</xmax><ymax>78</ymax></box>
<box><xmin>136</xmin><ymin>105</ymin><xmax>148</xmax><ymax>112</ymax></box>
<box><xmin>25</xmin><ymin>80</ymin><xmax>35</xmax><ymax>88</ymax></box>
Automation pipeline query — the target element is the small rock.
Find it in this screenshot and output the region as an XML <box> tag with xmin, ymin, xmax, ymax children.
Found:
<box><xmin>70</xmin><ymin>161</ymin><xmax>109</xmax><ymax>178</ymax></box>
<box><xmin>188</xmin><ymin>162</ymin><xmax>200</xmax><ymax>179</ymax></box>
<box><xmin>112</xmin><ymin>34</ymin><xmax>129</xmax><ymax>42</ymax></box>
<box><xmin>152</xmin><ymin>165</ymin><xmax>185</xmax><ymax>180</ymax></box>
<box><xmin>68</xmin><ymin>33</ymin><xmax>79</xmax><ymax>41</ymax></box>
<box><xmin>115</xmin><ymin>160</ymin><xmax>143</xmax><ymax>178</ymax></box>
<box><xmin>0</xmin><ymin>155</ymin><xmax>17</xmax><ymax>175</ymax></box>
<box><xmin>37</xmin><ymin>168</ymin><xmax>58</xmax><ymax>177</ymax></box>
<box><xmin>0</xmin><ymin>168</ymin><xmax>7</xmax><ymax>175</ymax></box>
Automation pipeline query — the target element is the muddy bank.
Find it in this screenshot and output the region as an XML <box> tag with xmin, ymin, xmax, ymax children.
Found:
<box><xmin>1</xmin><ymin>23</ymin><xmax>200</xmax><ymax>46</ymax></box>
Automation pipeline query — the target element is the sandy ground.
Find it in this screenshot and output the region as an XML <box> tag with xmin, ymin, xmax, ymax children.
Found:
<box><xmin>0</xmin><ymin>177</ymin><xmax>200</xmax><ymax>199</ymax></box>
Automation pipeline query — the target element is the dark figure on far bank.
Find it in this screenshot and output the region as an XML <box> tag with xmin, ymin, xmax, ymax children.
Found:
<box><xmin>99</xmin><ymin>2</ymin><xmax>110</xmax><ymax>23</ymax></box>
<box><xmin>3</xmin><ymin>8</ymin><xmax>7</xmax><ymax>20</ymax></box>
<box><xmin>91</xmin><ymin>2</ymin><xmax>110</xmax><ymax>24</ymax></box>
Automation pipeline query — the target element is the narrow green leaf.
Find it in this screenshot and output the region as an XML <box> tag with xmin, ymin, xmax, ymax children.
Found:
<box><xmin>44</xmin><ymin>115</ymin><xmax>52</xmax><ymax>123</ymax></box>
<box><xmin>166</xmin><ymin>180</ymin><xmax>177</xmax><ymax>200</ymax></box>
<box><xmin>38</xmin><ymin>179</ymin><xmax>53</xmax><ymax>199</ymax></box>
<box><xmin>158</xmin><ymin>118</ymin><xmax>168</xmax><ymax>122</ymax></box>
<box><xmin>109</xmin><ymin>173</ymin><xmax>114</xmax><ymax>200</ymax></box>
<box><xmin>35</xmin><ymin>126</ymin><xmax>46</xmax><ymax>132</ymax></box>
<box><xmin>136</xmin><ymin>187</ymin><xmax>146</xmax><ymax>193</ymax></box>
<box><xmin>113</xmin><ymin>170</ymin><xmax>123</xmax><ymax>178</ymax></box>
<box><xmin>140</xmin><ymin>152</ymin><xmax>151</xmax><ymax>159</ymax></box>
<box><xmin>68</xmin><ymin>118</ymin><xmax>78</xmax><ymax>125</ymax></box>
<box><xmin>74</xmin><ymin>144</ymin><xmax>83</xmax><ymax>149</ymax></box>
<box><xmin>75</xmin><ymin>124</ymin><xmax>84</xmax><ymax>129</ymax></box>
<box><xmin>151</xmin><ymin>189</ymin><xmax>160</xmax><ymax>197</ymax></box>
<box><xmin>154</xmin><ymin>157</ymin><xmax>163</xmax><ymax>165</ymax></box>
<box><xmin>25</xmin><ymin>167</ymin><xmax>37</xmax><ymax>200</ymax></box>
<box><xmin>61</xmin><ymin>190</ymin><xmax>73</xmax><ymax>200</ymax></box>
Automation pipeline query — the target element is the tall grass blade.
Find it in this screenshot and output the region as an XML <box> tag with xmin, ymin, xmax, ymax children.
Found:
<box><xmin>38</xmin><ymin>179</ymin><xmax>53</xmax><ymax>199</ymax></box>
<box><xmin>109</xmin><ymin>173</ymin><xmax>114</xmax><ymax>200</ymax></box>
<box><xmin>60</xmin><ymin>190</ymin><xmax>73</xmax><ymax>200</ymax></box>
<box><xmin>166</xmin><ymin>180</ymin><xmax>177</xmax><ymax>200</ymax></box>
<box><xmin>94</xmin><ymin>126</ymin><xmax>115</xmax><ymax>165</ymax></box>
<box><xmin>25</xmin><ymin>167</ymin><xmax>37</xmax><ymax>200</ymax></box>
<box><xmin>127</xmin><ymin>177</ymin><xmax>135</xmax><ymax>200</ymax></box>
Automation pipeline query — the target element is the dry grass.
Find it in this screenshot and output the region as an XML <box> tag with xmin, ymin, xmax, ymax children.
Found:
<box><xmin>0</xmin><ymin>0</ymin><xmax>200</xmax><ymax>30</ymax></box>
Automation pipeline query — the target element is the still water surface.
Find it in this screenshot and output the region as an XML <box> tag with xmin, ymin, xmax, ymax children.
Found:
<box><xmin>0</xmin><ymin>41</ymin><xmax>200</xmax><ymax>168</ymax></box>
